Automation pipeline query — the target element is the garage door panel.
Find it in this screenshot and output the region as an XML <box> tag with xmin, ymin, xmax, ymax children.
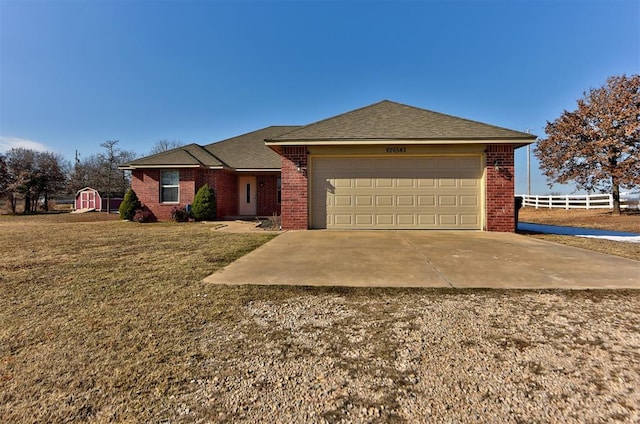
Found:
<box><xmin>377</xmin><ymin>215</ymin><xmax>394</xmax><ymax>225</ymax></box>
<box><xmin>334</xmin><ymin>196</ymin><xmax>352</xmax><ymax>206</ymax></box>
<box><xmin>459</xmin><ymin>178</ymin><xmax>479</xmax><ymax>188</ymax></box>
<box><xmin>439</xmin><ymin>215</ymin><xmax>458</xmax><ymax>225</ymax></box>
<box><xmin>355</xmin><ymin>215</ymin><xmax>373</xmax><ymax>225</ymax></box>
<box><xmin>376</xmin><ymin>196</ymin><xmax>394</xmax><ymax>206</ymax></box>
<box><xmin>461</xmin><ymin>215</ymin><xmax>479</xmax><ymax>225</ymax></box>
<box><xmin>355</xmin><ymin>196</ymin><xmax>373</xmax><ymax>206</ymax></box>
<box><xmin>417</xmin><ymin>178</ymin><xmax>436</xmax><ymax>187</ymax></box>
<box><xmin>438</xmin><ymin>196</ymin><xmax>457</xmax><ymax>206</ymax></box>
<box><xmin>418</xmin><ymin>215</ymin><xmax>437</xmax><ymax>225</ymax></box>
<box><xmin>438</xmin><ymin>179</ymin><xmax>457</xmax><ymax>188</ymax></box>
<box><xmin>335</xmin><ymin>178</ymin><xmax>353</xmax><ymax>188</ymax></box>
<box><xmin>397</xmin><ymin>215</ymin><xmax>415</xmax><ymax>225</ymax></box>
<box><xmin>334</xmin><ymin>215</ymin><xmax>352</xmax><ymax>225</ymax></box>
<box><xmin>312</xmin><ymin>156</ymin><xmax>481</xmax><ymax>229</ymax></box>
<box><xmin>460</xmin><ymin>195</ymin><xmax>479</xmax><ymax>206</ymax></box>
<box><xmin>376</xmin><ymin>178</ymin><xmax>393</xmax><ymax>188</ymax></box>
<box><xmin>396</xmin><ymin>196</ymin><xmax>415</xmax><ymax>206</ymax></box>
<box><xmin>396</xmin><ymin>179</ymin><xmax>415</xmax><ymax>188</ymax></box>
<box><xmin>355</xmin><ymin>178</ymin><xmax>373</xmax><ymax>187</ymax></box>
<box><xmin>418</xmin><ymin>196</ymin><xmax>436</xmax><ymax>206</ymax></box>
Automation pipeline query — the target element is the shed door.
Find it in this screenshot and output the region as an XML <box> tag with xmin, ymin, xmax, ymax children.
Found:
<box><xmin>80</xmin><ymin>191</ymin><xmax>96</xmax><ymax>209</ymax></box>
<box><xmin>311</xmin><ymin>156</ymin><xmax>482</xmax><ymax>229</ymax></box>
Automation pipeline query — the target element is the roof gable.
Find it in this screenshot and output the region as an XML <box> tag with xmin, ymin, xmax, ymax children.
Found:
<box><xmin>205</xmin><ymin>126</ymin><xmax>300</xmax><ymax>169</ymax></box>
<box><xmin>119</xmin><ymin>126</ymin><xmax>300</xmax><ymax>170</ymax></box>
<box><xmin>120</xmin><ymin>144</ymin><xmax>223</xmax><ymax>169</ymax></box>
<box><xmin>267</xmin><ymin>100</ymin><xmax>536</xmax><ymax>142</ymax></box>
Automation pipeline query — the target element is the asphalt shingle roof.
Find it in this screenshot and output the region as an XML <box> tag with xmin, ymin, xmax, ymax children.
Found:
<box><xmin>205</xmin><ymin>126</ymin><xmax>300</xmax><ymax>169</ymax></box>
<box><xmin>121</xmin><ymin>100</ymin><xmax>535</xmax><ymax>170</ymax></box>
<box><xmin>120</xmin><ymin>144</ymin><xmax>224</xmax><ymax>168</ymax></box>
<box><xmin>267</xmin><ymin>100</ymin><xmax>536</xmax><ymax>142</ymax></box>
<box><xmin>120</xmin><ymin>126</ymin><xmax>300</xmax><ymax>170</ymax></box>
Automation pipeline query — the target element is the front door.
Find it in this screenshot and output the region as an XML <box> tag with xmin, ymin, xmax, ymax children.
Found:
<box><xmin>238</xmin><ymin>176</ymin><xmax>257</xmax><ymax>216</ymax></box>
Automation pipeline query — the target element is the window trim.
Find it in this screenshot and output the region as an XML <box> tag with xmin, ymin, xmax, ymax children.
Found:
<box><xmin>160</xmin><ymin>170</ymin><xmax>180</xmax><ymax>203</ymax></box>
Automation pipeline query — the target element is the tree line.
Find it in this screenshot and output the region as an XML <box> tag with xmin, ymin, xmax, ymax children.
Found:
<box><xmin>0</xmin><ymin>139</ymin><xmax>183</xmax><ymax>214</ymax></box>
<box><xmin>2</xmin><ymin>73</ymin><xmax>638</xmax><ymax>216</ymax></box>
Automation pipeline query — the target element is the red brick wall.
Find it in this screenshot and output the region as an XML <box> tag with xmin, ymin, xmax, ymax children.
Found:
<box><xmin>204</xmin><ymin>170</ymin><xmax>237</xmax><ymax>218</ymax></box>
<box><xmin>131</xmin><ymin>168</ymin><xmax>197</xmax><ymax>221</ymax></box>
<box><xmin>131</xmin><ymin>168</ymin><xmax>244</xmax><ymax>220</ymax></box>
<box><xmin>280</xmin><ymin>147</ymin><xmax>308</xmax><ymax>229</ymax></box>
<box><xmin>485</xmin><ymin>144</ymin><xmax>516</xmax><ymax>232</ymax></box>
<box><xmin>256</xmin><ymin>174</ymin><xmax>281</xmax><ymax>216</ymax></box>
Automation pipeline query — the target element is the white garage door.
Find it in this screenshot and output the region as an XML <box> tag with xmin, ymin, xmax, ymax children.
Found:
<box><xmin>311</xmin><ymin>156</ymin><xmax>482</xmax><ymax>229</ymax></box>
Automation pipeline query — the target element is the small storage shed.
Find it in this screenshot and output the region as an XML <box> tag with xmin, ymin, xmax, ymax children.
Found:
<box><xmin>75</xmin><ymin>187</ymin><xmax>122</xmax><ymax>212</ymax></box>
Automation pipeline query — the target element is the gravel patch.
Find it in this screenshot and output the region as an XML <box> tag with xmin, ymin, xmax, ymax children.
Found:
<box><xmin>175</xmin><ymin>290</ymin><xmax>640</xmax><ymax>423</ymax></box>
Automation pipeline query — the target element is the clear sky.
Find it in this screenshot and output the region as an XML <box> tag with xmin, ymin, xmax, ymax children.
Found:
<box><xmin>1</xmin><ymin>0</ymin><xmax>638</xmax><ymax>194</ymax></box>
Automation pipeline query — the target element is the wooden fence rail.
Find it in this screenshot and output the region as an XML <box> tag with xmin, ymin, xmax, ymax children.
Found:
<box><xmin>518</xmin><ymin>193</ymin><xmax>637</xmax><ymax>210</ymax></box>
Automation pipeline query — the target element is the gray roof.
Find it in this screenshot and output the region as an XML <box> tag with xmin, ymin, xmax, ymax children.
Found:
<box><xmin>267</xmin><ymin>100</ymin><xmax>537</xmax><ymax>142</ymax></box>
<box><xmin>121</xmin><ymin>101</ymin><xmax>536</xmax><ymax>170</ymax></box>
<box><xmin>205</xmin><ymin>126</ymin><xmax>300</xmax><ymax>169</ymax></box>
<box><xmin>119</xmin><ymin>143</ymin><xmax>224</xmax><ymax>168</ymax></box>
<box><xmin>120</xmin><ymin>126</ymin><xmax>299</xmax><ymax>170</ymax></box>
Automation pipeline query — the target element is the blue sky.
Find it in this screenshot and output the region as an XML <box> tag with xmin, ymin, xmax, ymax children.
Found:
<box><xmin>1</xmin><ymin>0</ymin><xmax>638</xmax><ymax>194</ymax></box>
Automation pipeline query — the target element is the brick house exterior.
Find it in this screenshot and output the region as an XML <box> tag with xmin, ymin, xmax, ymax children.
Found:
<box><xmin>265</xmin><ymin>101</ymin><xmax>535</xmax><ymax>233</ymax></box>
<box><xmin>121</xmin><ymin>101</ymin><xmax>535</xmax><ymax>231</ymax></box>
<box><xmin>120</xmin><ymin>126</ymin><xmax>298</xmax><ymax>221</ymax></box>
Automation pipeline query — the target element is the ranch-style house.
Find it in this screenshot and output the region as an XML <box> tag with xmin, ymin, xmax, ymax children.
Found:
<box><xmin>119</xmin><ymin>100</ymin><xmax>536</xmax><ymax>232</ymax></box>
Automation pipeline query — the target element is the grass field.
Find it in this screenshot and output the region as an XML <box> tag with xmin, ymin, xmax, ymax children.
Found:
<box><xmin>1</xmin><ymin>211</ymin><xmax>638</xmax><ymax>421</ymax></box>
<box><xmin>0</xmin><ymin>213</ymin><xmax>279</xmax><ymax>421</ymax></box>
<box><xmin>519</xmin><ymin>208</ymin><xmax>640</xmax><ymax>261</ymax></box>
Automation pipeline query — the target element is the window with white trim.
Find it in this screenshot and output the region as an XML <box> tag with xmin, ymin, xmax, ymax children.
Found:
<box><xmin>160</xmin><ymin>170</ymin><xmax>179</xmax><ymax>203</ymax></box>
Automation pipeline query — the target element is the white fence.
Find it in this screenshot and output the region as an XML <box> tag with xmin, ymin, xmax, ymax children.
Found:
<box><xmin>519</xmin><ymin>193</ymin><xmax>638</xmax><ymax>210</ymax></box>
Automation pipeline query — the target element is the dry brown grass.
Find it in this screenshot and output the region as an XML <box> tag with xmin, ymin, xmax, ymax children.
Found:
<box><xmin>2</xmin><ymin>212</ymin><xmax>639</xmax><ymax>422</ymax></box>
<box><xmin>519</xmin><ymin>208</ymin><xmax>640</xmax><ymax>261</ymax></box>
<box><xmin>0</xmin><ymin>213</ymin><xmax>277</xmax><ymax>422</ymax></box>
<box><xmin>519</xmin><ymin>207</ymin><xmax>640</xmax><ymax>233</ymax></box>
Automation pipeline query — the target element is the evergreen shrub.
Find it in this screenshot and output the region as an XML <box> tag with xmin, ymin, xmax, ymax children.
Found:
<box><xmin>191</xmin><ymin>184</ymin><xmax>216</xmax><ymax>221</ymax></box>
<box><xmin>119</xmin><ymin>189</ymin><xmax>141</xmax><ymax>221</ymax></box>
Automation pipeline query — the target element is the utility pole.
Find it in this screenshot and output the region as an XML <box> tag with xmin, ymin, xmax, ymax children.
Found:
<box><xmin>526</xmin><ymin>129</ymin><xmax>531</xmax><ymax>196</ymax></box>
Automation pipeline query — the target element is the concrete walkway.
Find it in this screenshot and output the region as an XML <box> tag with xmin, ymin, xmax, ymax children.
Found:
<box><xmin>203</xmin><ymin>231</ymin><xmax>640</xmax><ymax>289</ymax></box>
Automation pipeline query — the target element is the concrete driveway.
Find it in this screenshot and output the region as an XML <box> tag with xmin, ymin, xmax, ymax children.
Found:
<box><xmin>204</xmin><ymin>231</ymin><xmax>640</xmax><ymax>289</ymax></box>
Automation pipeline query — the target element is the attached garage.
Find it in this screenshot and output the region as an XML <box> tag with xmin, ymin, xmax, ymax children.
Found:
<box><xmin>267</xmin><ymin>100</ymin><xmax>537</xmax><ymax>232</ymax></box>
<box><xmin>311</xmin><ymin>156</ymin><xmax>482</xmax><ymax>229</ymax></box>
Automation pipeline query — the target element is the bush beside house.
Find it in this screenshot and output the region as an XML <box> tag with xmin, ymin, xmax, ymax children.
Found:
<box><xmin>191</xmin><ymin>184</ymin><xmax>216</xmax><ymax>221</ymax></box>
<box><xmin>119</xmin><ymin>189</ymin><xmax>141</xmax><ymax>221</ymax></box>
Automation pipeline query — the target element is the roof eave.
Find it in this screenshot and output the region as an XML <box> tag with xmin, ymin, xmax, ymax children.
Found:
<box><xmin>118</xmin><ymin>164</ymin><xmax>224</xmax><ymax>170</ymax></box>
<box><xmin>235</xmin><ymin>168</ymin><xmax>281</xmax><ymax>172</ymax></box>
<box><xmin>265</xmin><ymin>137</ymin><xmax>536</xmax><ymax>146</ymax></box>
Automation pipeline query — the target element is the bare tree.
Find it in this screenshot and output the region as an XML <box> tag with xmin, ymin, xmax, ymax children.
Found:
<box><xmin>0</xmin><ymin>154</ymin><xmax>9</xmax><ymax>204</ymax></box>
<box><xmin>34</xmin><ymin>152</ymin><xmax>67</xmax><ymax>211</ymax></box>
<box><xmin>100</xmin><ymin>140</ymin><xmax>119</xmax><ymax>213</ymax></box>
<box><xmin>67</xmin><ymin>148</ymin><xmax>137</xmax><ymax>200</ymax></box>
<box><xmin>4</xmin><ymin>148</ymin><xmax>67</xmax><ymax>213</ymax></box>
<box><xmin>149</xmin><ymin>139</ymin><xmax>184</xmax><ymax>155</ymax></box>
<box><xmin>535</xmin><ymin>74</ymin><xmax>640</xmax><ymax>214</ymax></box>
